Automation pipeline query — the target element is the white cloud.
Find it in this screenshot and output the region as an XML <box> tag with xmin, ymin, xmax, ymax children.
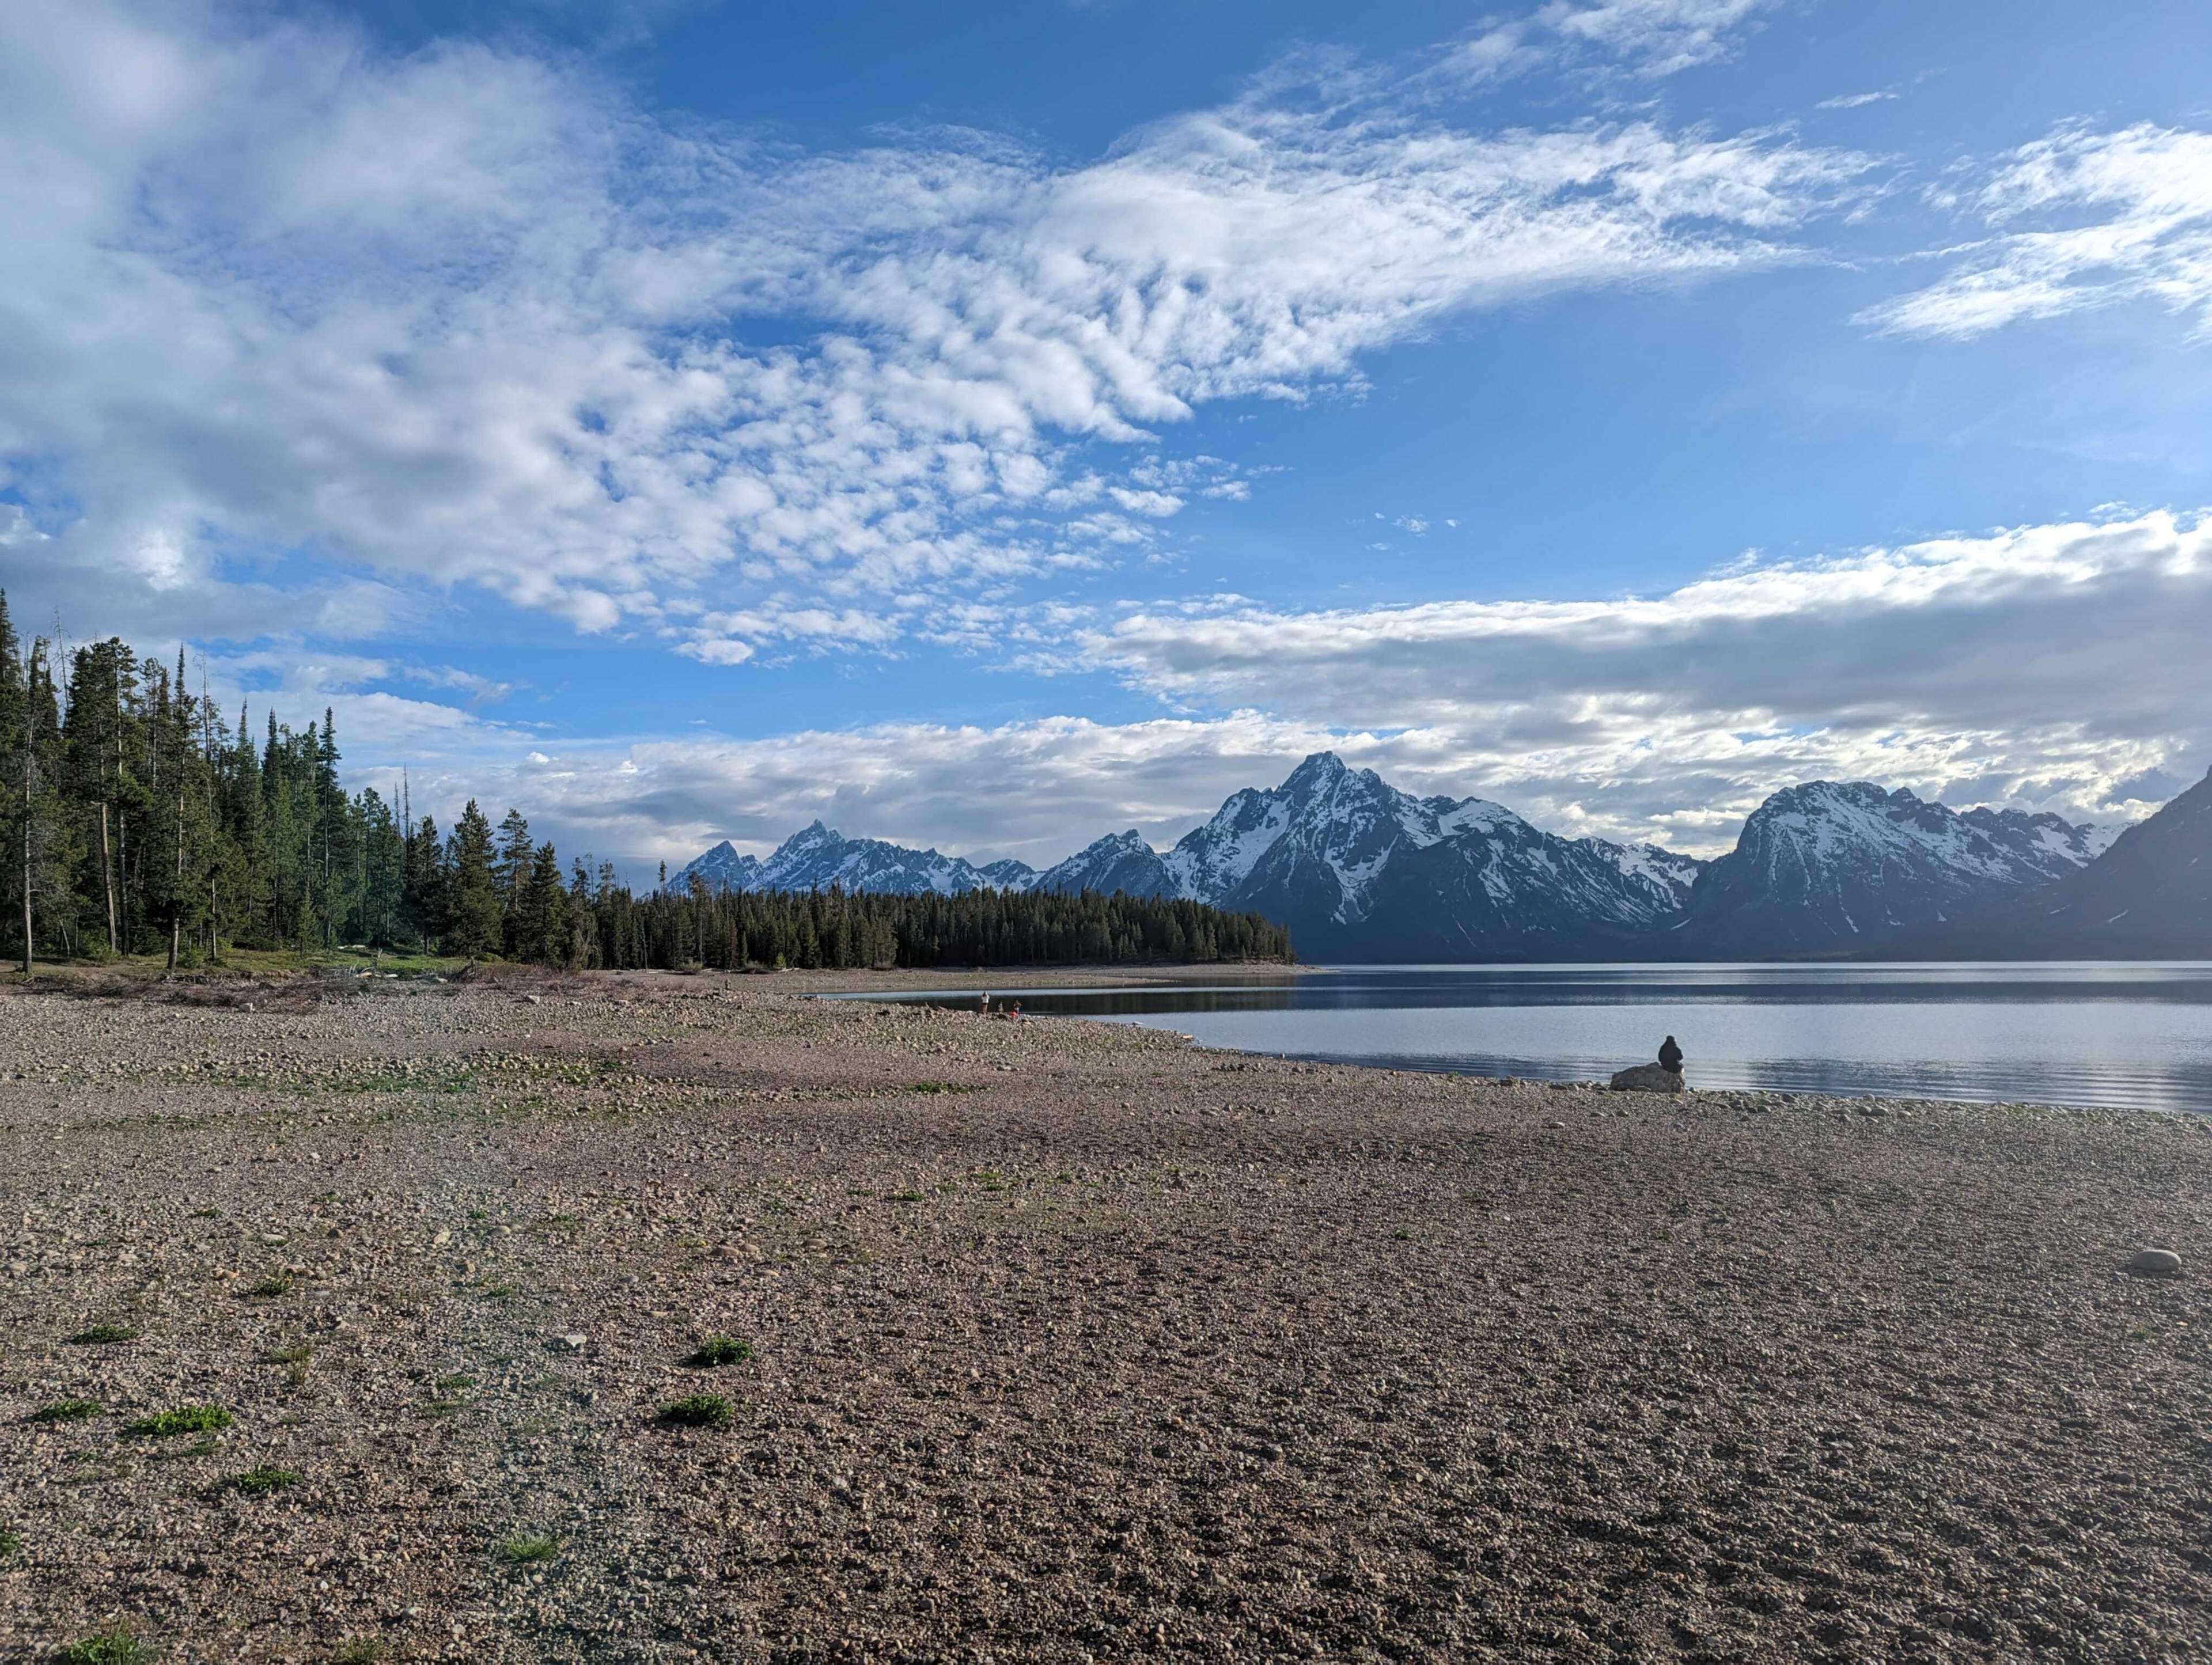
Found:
<box><xmin>1816</xmin><ymin>90</ymin><xmax>1896</xmax><ymax>111</ymax></box>
<box><xmin>1442</xmin><ymin>0</ymin><xmax>1776</xmax><ymax>84</ymax></box>
<box><xmin>1081</xmin><ymin>510</ymin><xmax>2212</xmax><ymax>846</ymax></box>
<box><xmin>1539</xmin><ymin>0</ymin><xmax>1774</xmax><ymax>75</ymax></box>
<box><xmin>177</xmin><ymin>510</ymin><xmax>2202</xmax><ymax>872</ymax></box>
<box><xmin>1863</xmin><ymin>122</ymin><xmax>2212</xmax><ymax>339</ymax></box>
<box><xmin>0</xmin><ymin>0</ymin><xmax>1865</xmax><ymax>664</ymax></box>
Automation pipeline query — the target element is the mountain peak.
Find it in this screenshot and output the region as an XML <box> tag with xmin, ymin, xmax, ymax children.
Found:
<box><xmin>1282</xmin><ymin>751</ymin><xmax>1349</xmax><ymax>789</ymax></box>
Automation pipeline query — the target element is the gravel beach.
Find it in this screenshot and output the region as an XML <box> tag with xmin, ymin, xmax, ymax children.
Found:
<box><xmin>2</xmin><ymin>969</ymin><xmax>2209</xmax><ymax>1663</ymax></box>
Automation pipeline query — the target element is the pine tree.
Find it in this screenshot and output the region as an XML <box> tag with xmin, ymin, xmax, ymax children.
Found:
<box><xmin>0</xmin><ymin>593</ymin><xmax>22</xmax><ymax>969</ymax></box>
<box><xmin>444</xmin><ymin>801</ymin><xmax>503</xmax><ymax>957</ymax></box>
<box><xmin>403</xmin><ymin>815</ymin><xmax>447</xmax><ymax>947</ymax></box>
<box><xmin>494</xmin><ymin>808</ymin><xmax>535</xmax><ymax>954</ymax></box>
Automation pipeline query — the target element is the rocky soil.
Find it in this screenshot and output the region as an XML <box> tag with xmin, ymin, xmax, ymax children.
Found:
<box><xmin>1</xmin><ymin>969</ymin><xmax>2208</xmax><ymax>1663</ymax></box>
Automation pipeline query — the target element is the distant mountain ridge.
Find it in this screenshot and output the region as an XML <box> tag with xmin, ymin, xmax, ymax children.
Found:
<box><xmin>673</xmin><ymin>753</ymin><xmax>2129</xmax><ymax>961</ymax></box>
<box><xmin>1673</xmin><ymin>780</ymin><xmax>2116</xmax><ymax>958</ymax></box>
<box><xmin>678</xmin><ymin>821</ymin><xmax>1037</xmax><ymax>900</ymax></box>
<box><xmin>1873</xmin><ymin>767</ymin><xmax>2211</xmax><ymax>959</ymax></box>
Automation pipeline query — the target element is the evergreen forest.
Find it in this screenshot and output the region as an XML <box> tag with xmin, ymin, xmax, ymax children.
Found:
<box><xmin>0</xmin><ymin>600</ymin><xmax>1294</xmax><ymax>972</ymax></box>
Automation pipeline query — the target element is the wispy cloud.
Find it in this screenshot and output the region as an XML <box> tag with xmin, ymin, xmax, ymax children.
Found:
<box><xmin>1816</xmin><ymin>89</ymin><xmax>1896</xmax><ymax>111</ymax></box>
<box><xmin>1441</xmin><ymin>0</ymin><xmax>1778</xmax><ymax>85</ymax></box>
<box><xmin>1861</xmin><ymin>122</ymin><xmax>2212</xmax><ymax>339</ymax></box>
<box><xmin>0</xmin><ymin>0</ymin><xmax>1865</xmax><ymax>665</ymax></box>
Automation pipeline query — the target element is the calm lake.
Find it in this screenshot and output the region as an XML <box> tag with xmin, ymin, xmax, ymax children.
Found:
<box><xmin>857</xmin><ymin>964</ymin><xmax>2212</xmax><ymax>1114</ymax></box>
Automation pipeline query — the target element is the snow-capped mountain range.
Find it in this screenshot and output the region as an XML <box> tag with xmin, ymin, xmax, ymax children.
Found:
<box><xmin>1672</xmin><ymin>780</ymin><xmax>2116</xmax><ymax>957</ymax></box>
<box><xmin>678</xmin><ymin>822</ymin><xmax>1037</xmax><ymax>899</ymax></box>
<box><xmin>673</xmin><ymin>752</ymin><xmax>2121</xmax><ymax>961</ymax></box>
<box><xmin>1883</xmin><ymin>767</ymin><xmax>2209</xmax><ymax>961</ymax></box>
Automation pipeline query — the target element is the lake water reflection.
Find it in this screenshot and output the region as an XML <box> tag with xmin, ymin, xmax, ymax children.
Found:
<box><xmin>852</xmin><ymin>963</ymin><xmax>2212</xmax><ymax>1114</ymax></box>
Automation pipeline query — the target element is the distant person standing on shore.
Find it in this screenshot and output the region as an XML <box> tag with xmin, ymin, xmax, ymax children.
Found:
<box><xmin>1658</xmin><ymin>1035</ymin><xmax>1684</xmax><ymax>1073</ymax></box>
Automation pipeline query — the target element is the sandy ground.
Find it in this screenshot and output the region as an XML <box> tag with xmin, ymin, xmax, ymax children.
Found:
<box><xmin>1</xmin><ymin>968</ymin><xmax>2209</xmax><ymax>1664</ymax></box>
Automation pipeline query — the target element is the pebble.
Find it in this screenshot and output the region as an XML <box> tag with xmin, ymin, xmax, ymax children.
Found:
<box><xmin>6</xmin><ymin>966</ymin><xmax>2210</xmax><ymax>1661</ymax></box>
<box><xmin>2127</xmin><ymin>1247</ymin><xmax>2184</xmax><ymax>1278</ymax></box>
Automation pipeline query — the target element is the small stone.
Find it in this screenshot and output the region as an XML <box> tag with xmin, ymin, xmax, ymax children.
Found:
<box><xmin>524</xmin><ymin>993</ymin><xmax>542</xmax><ymax>1006</ymax></box>
<box><xmin>547</xmin><ymin>1332</ymin><xmax>587</xmax><ymax>1353</ymax></box>
<box><xmin>1608</xmin><ymin>1063</ymin><xmax>1686</xmax><ymax>1094</ymax></box>
<box><xmin>2127</xmin><ymin>1248</ymin><xmax>2184</xmax><ymax>1279</ymax></box>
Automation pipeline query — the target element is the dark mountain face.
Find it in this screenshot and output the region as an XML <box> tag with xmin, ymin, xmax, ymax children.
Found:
<box><xmin>1887</xmin><ymin>768</ymin><xmax>2212</xmax><ymax>959</ymax></box>
<box><xmin>1676</xmin><ymin>781</ymin><xmax>2108</xmax><ymax>957</ymax></box>
<box><xmin>1330</xmin><ymin>817</ymin><xmax>1699</xmax><ymax>962</ymax></box>
<box><xmin>1034</xmin><ymin>832</ymin><xmax>1176</xmax><ymax>898</ymax></box>
<box><xmin>677</xmin><ymin>840</ymin><xmax>762</xmax><ymax>893</ymax></box>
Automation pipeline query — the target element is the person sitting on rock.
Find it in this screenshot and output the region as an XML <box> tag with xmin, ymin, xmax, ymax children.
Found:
<box><xmin>1658</xmin><ymin>1035</ymin><xmax>1684</xmax><ymax>1074</ymax></box>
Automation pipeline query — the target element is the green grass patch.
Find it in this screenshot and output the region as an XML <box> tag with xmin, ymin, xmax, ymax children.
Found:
<box><xmin>58</xmin><ymin>1625</ymin><xmax>145</xmax><ymax>1665</ymax></box>
<box><xmin>0</xmin><ymin>1529</ymin><xmax>20</xmax><ymax>1561</ymax></box>
<box><xmin>684</xmin><ymin>1336</ymin><xmax>752</xmax><ymax>1368</ymax></box>
<box><xmin>657</xmin><ymin>1394</ymin><xmax>735</xmax><ymax>1428</ymax></box>
<box><xmin>219</xmin><ymin>1465</ymin><xmax>301</xmax><ymax>1496</ymax></box>
<box><xmin>499</xmin><ymin>1532</ymin><xmax>559</xmax><ymax>1564</ymax></box>
<box><xmin>436</xmin><ymin>1373</ymin><xmax>475</xmax><ymax>1391</ymax></box>
<box><xmin>331</xmin><ymin>1640</ymin><xmax>388</xmax><ymax>1664</ymax></box>
<box><xmin>907</xmin><ymin>1080</ymin><xmax>979</xmax><ymax>1095</ymax></box>
<box><xmin>128</xmin><ymin>1404</ymin><xmax>231</xmax><ymax>1438</ymax></box>
<box><xmin>245</xmin><ymin>1275</ymin><xmax>293</xmax><ymax>1299</ymax></box>
<box><xmin>885</xmin><ymin>1189</ymin><xmax>925</xmax><ymax>1203</ymax></box>
<box><xmin>31</xmin><ymin>1399</ymin><xmax>102</xmax><ymax>1424</ymax></box>
<box><xmin>67</xmin><ymin>1325</ymin><xmax>138</xmax><ymax>1346</ymax></box>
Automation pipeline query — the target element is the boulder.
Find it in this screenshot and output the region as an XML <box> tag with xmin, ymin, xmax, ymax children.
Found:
<box><xmin>2127</xmin><ymin>1248</ymin><xmax>2184</xmax><ymax>1279</ymax></box>
<box><xmin>1609</xmin><ymin>1063</ymin><xmax>1686</xmax><ymax>1094</ymax></box>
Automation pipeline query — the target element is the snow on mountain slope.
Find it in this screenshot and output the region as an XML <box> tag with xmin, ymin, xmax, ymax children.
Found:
<box><xmin>675</xmin><ymin>840</ymin><xmax>762</xmax><ymax>894</ymax></box>
<box><xmin>674</xmin><ymin>822</ymin><xmax>1036</xmax><ymax>897</ymax></box>
<box><xmin>1033</xmin><ymin>831</ymin><xmax>1176</xmax><ymax>897</ymax></box>
<box><xmin>1885</xmin><ymin>767</ymin><xmax>2210</xmax><ymax>959</ymax></box>
<box><xmin>1679</xmin><ymin>782</ymin><xmax>2106</xmax><ymax>955</ymax></box>
<box><xmin>1172</xmin><ymin>753</ymin><xmax>1710</xmax><ymax>959</ymax></box>
<box><xmin>1573</xmin><ymin>837</ymin><xmax>1706</xmax><ymax>922</ymax></box>
<box><xmin>1160</xmin><ymin>787</ymin><xmax>1294</xmax><ymax>901</ymax></box>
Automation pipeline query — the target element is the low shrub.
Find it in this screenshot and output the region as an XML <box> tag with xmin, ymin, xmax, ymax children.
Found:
<box><xmin>128</xmin><ymin>1405</ymin><xmax>231</xmax><ymax>1437</ymax></box>
<box><xmin>684</xmin><ymin>1336</ymin><xmax>752</xmax><ymax>1368</ymax></box>
<box><xmin>657</xmin><ymin>1394</ymin><xmax>734</xmax><ymax>1428</ymax></box>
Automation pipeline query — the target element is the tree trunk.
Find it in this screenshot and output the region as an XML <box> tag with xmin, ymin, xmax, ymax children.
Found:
<box><xmin>18</xmin><ymin>725</ymin><xmax>32</xmax><ymax>975</ymax></box>
<box><xmin>167</xmin><ymin>781</ymin><xmax>184</xmax><ymax>974</ymax></box>
<box><xmin>99</xmin><ymin>802</ymin><xmax>118</xmax><ymax>954</ymax></box>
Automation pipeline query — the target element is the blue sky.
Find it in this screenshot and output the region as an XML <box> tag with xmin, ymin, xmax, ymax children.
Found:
<box><xmin>4</xmin><ymin>0</ymin><xmax>2211</xmax><ymax>871</ymax></box>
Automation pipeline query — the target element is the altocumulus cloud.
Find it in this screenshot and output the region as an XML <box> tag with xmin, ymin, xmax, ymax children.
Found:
<box><xmin>0</xmin><ymin>0</ymin><xmax>1865</xmax><ymax>665</ymax></box>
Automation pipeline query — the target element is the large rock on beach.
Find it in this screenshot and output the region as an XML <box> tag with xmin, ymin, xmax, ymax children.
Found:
<box><xmin>1609</xmin><ymin>1063</ymin><xmax>1687</xmax><ymax>1093</ymax></box>
<box><xmin>2127</xmin><ymin>1247</ymin><xmax>2184</xmax><ymax>1278</ymax></box>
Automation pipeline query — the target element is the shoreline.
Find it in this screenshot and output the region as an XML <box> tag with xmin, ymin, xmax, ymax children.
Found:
<box><xmin>3</xmin><ymin>974</ymin><xmax>2207</xmax><ymax>1659</ymax></box>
